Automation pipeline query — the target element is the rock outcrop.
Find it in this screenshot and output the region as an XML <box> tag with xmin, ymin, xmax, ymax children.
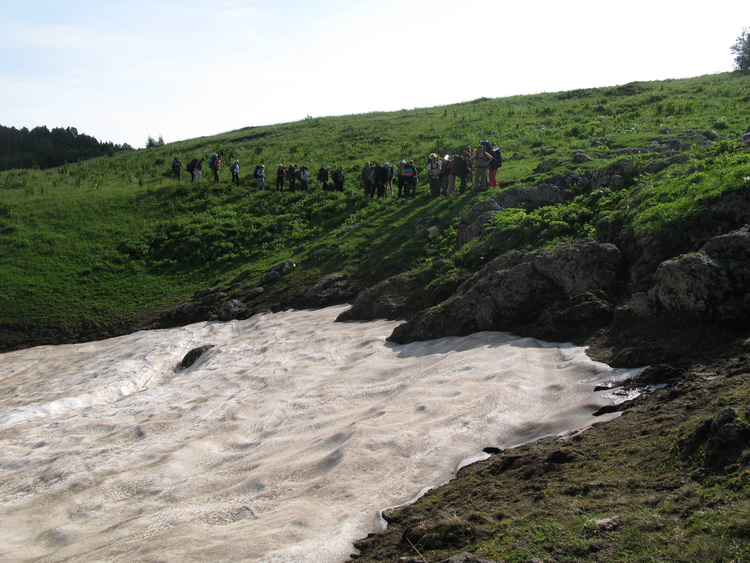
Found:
<box><xmin>336</xmin><ymin>260</ymin><xmax>463</xmax><ymax>322</ymax></box>
<box><xmin>457</xmin><ymin>200</ymin><xmax>501</xmax><ymax>249</ymax></box>
<box><xmin>292</xmin><ymin>273</ymin><xmax>359</xmax><ymax>309</ymax></box>
<box><xmin>495</xmin><ymin>183</ymin><xmax>564</xmax><ymax>209</ymax></box>
<box><xmin>621</xmin><ymin>226</ymin><xmax>750</xmax><ymax>327</ymax></box>
<box><xmin>387</xmin><ymin>238</ymin><xmax>621</xmax><ymax>344</ymax></box>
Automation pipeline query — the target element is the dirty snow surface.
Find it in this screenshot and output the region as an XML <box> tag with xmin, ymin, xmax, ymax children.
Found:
<box><xmin>0</xmin><ymin>305</ymin><xmax>636</xmax><ymax>562</ymax></box>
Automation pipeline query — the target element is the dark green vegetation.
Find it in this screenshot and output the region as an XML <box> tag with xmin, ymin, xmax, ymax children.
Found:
<box><xmin>0</xmin><ymin>125</ymin><xmax>133</xmax><ymax>171</ymax></box>
<box><xmin>1</xmin><ymin>71</ymin><xmax>750</xmax><ymax>561</ymax></box>
<box><xmin>2</xmin><ymin>71</ymin><xmax>749</xmax><ymax>350</ymax></box>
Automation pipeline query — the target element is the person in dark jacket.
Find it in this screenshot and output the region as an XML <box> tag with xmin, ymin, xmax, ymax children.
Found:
<box><xmin>333</xmin><ymin>166</ymin><xmax>345</xmax><ymax>192</ymax></box>
<box><xmin>402</xmin><ymin>160</ymin><xmax>418</xmax><ymax>198</ymax></box>
<box><xmin>299</xmin><ymin>165</ymin><xmax>310</xmax><ymax>191</ymax></box>
<box><xmin>276</xmin><ymin>164</ymin><xmax>287</xmax><ymax>191</ymax></box>
<box><xmin>461</xmin><ymin>147</ymin><xmax>474</xmax><ymax>193</ymax></box>
<box><xmin>171</xmin><ymin>156</ymin><xmax>182</xmax><ymax>181</ymax></box>
<box><xmin>426</xmin><ymin>153</ymin><xmax>442</xmax><ymax>198</ymax></box>
<box><xmin>361</xmin><ymin>162</ymin><xmax>374</xmax><ymax>197</ymax></box>
<box><xmin>211</xmin><ymin>154</ymin><xmax>221</xmax><ymax>183</ymax></box>
<box><xmin>317</xmin><ymin>165</ymin><xmax>331</xmax><ymax>191</ymax></box>
<box><xmin>375</xmin><ymin>162</ymin><xmax>391</xmax><ymax>197</ymax></box>
<box><xmin>186</xmin><ymin>158</ymin><xmax>198</xmax><ymax>182</ymax></box>
<box><xmin>193</xmin><ymin>157</ymin><xmax>204</xmax><ymax>183</ymax></box>
<box><xmin>448</xmin><ymin>154</ymin><xmax>465</xmax><ymax>197</ymax></box>
<box><xmin>288</xmin><ymin>164</ymin><xmax>298</xmax><ymax>191</ymax></box>
<box><xmin>489</xmin><ymin>147</ymin><xmax>502</xmax><ymax>187</ymax></box>
<box><xmin>472</xmin><ymin>145</ymin><xmax>494</xmax><ymax>192</ymax></box>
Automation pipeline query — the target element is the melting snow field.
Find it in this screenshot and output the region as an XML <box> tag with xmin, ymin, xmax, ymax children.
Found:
<box><xmin>0</xmin><ymin>305</ymin><xmax>638</xmax><ymax>562</ymax></box>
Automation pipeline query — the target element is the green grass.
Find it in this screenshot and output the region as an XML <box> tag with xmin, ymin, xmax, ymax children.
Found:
<box><xmin>1</xmin><ymin>71</ymin><xmax>749</xmax><ymax>338</ymax></box>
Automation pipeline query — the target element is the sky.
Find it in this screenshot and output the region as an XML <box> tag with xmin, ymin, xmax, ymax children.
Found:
<box><xmin>0</xmin><ymin>0</ymin><xmax>747</xmax><ymax>149</ymax></box>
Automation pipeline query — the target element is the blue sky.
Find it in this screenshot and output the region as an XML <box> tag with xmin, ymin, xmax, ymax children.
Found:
<box><xmin>0</xmin><ymin>0</ymin><xmax>746</xmax><ymax>148</ymax></box>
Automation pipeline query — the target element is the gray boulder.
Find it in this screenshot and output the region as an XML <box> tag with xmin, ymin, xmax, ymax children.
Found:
<box><xmin>217</xmin><ymin>299</ymin><xmax>247</xmax><ymax>321</ymax></box>
<box><xmin>178</xmin><ymin>345</ymin><xmax>215</xmax><ymax>370</ymax></box>
<box><xmin>293</xmin><ymin>273</ymin><xmax>358</xmax><ymax>309</ymax></box>
<box><xmin>336</xmin><ymin>260</ymin><xmax>463</xmax><ymax>322</ymax></box>
<box><xmin>649</xmin><ymin>253</ymin><xmax>726</xmax><ymax>313</ymax></box>
<box><xmin>495</xmin><ymin>183</ymin><xmax>564</xmax><ymax>209</ymax></box>
<box><xmin>389</xmin><ymin>239</ymin><xmax>621</xmax><ymax>343</ymax></box>
<box><xmin>648</xmin><ymin>226</ymin><xmax>750</xmax><ymax>317</ymax></box>
<box><xmin>261</xmin><ymin>271</ymin><xmax>281</xmax><ymax>284</ymax></box>
<box><xmin>620</xmin><ymin>226</ymin><xmax>750</xmax><ymax>327</ymax></box>
<box><xmin>457</xmin><ymin>200</ymin><xmax>501</xmax><ymax>249</ymax></box>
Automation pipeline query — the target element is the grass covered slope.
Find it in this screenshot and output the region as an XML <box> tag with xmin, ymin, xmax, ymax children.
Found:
<box><xmin>1</xmin><ymin>72</ymin><xmax>749</xmax><ymax>350</ymax></box>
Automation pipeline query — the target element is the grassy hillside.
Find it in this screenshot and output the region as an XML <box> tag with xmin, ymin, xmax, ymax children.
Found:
<box><xmin>0</xmin><ymin>72</ymin><xmax>749</xmax><ymax>348</ymax></box>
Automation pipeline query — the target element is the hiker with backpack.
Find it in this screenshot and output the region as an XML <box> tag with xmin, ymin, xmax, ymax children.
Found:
<box><xmin>276</xmin><ymin>164</ymin><xmax>287</xmax><ymax>191</ymax></box>
<box><xmin>171</xmin><ymin>156</ymin><xmax>182</xmax><ymax>181</ymax></box>
<box><xmin>208</xmin><ymin>153</ymin><xmax>221</xmax><ymax>183</ymax></box>
<box><xmin>427</xmin><ymin>153</ymin><xmax>442</xmax><ymax>198</ymax></box>
<box><xmin>317</xmin><ymin>165</ymin><xmax>331</xmax><ymax>191</ymax></box>
<box><xmin>401</xmin><ymin>160</ymin><xmax>418</xmax><ymax>198</ymax></box>
<box><xmin>462</xmin><ymin>147</ymin><xmax>474</xmax><ymax>193</ymax></box>
<box><xmin>447</xmin><ymin>154</ymin><xmax>465</xmax><ymax>198</ymax></box>
<box><xmin>299</xmin><ymin>166</ymin><xmax>310</xmax><ymax>191</ymax></box>
<box><xmin>473</xmin><ymin>143</ymin><xmax>494</xmax><ymax>192</ymax></box>
<box><xmin>366</xmin><ymin>162</ymin><xmax>382</xmax><ymax>197</ymax></box>
<box><xmin>230</xmin><ymin>160</ymin><xmax>240</xmax><ymax>187</ymax></box>
<box><xmin>375</xmin><ymin>162</ymin><xmax>391</xmax><ymax>198</ymax></box>
<box><xmin>288</xmin><ymin>164</ymin><xmax>298</xmax><ymax>191</ymax></box>
<box><xmin>387</xmin><ymin>164</ymin><xmax>396</xmax><ymax>196</ymax></box>
<box><xmin>254</xmin><ymin>164</ymin><xmax>266</xmax><ymax>190</ymax></box>
<box><xmin>361</xmin><ymin>162</ymin><xmax>374</xmax><ymax>197</ymax></box>
<box><xmin>333</xmin><ymin>166</ymin><xmax>345</xmax><ymax>192</ymax></box>
<box><xmin>186</xmin><ymin>158</ymin><xmax>198</xmax><ymax>182</ymax></box>
<box><xmin>440</xmin><ymin>155</ymin><xmax>452</xmax><ymax>197</ymax></box>
<box><xmin>449</xmin><ymin>153</ymin><xmax>467</xmax><ymax>196</ymax></box>
<box><xmin>397</xmin><ymin>160</ymin><xmax>406</xmax><ymax>197</ymax></box>
<box><xmin>192</xmin><ymin>158</ymin><xmax>205</xmax><ymax>183</ymax></box>
<box><xmin>489</xmin><ymin>146</ymin><xmax>503</xmax><ymax>187</ymax></box>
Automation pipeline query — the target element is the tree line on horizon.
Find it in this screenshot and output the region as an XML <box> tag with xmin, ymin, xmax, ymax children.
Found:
<box><xmin>0</xmin><ymin>125</ymin><xmax>134</xmax><ymax>171</ymax></box>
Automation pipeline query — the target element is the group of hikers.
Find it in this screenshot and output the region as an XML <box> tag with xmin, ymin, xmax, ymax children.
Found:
<box><xmin>169</xmin><ymin>141</ymin><xmax>503</xmax><ymax>199</ymax></box>
<box><xmin>170</xmin><ymin>153</ymin><xmax>240</xmax><ymax>186</ymax></box>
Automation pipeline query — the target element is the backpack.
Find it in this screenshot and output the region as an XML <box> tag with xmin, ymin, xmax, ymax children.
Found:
<box><xmin>253</xmin><ymin>165</ymin><xmax>262</xmax><ymax>178</ymax></box>
<box><xmin>479</xmin><ymin>140</ymin><xmax>493</xmax><ymax>153</ymax></box>
<box><xmin>368</xmin><ymin>164</ymin><xmax>381</xmax><ymax>183</ymax></box>
<box><xmin>186</xmin><ymin>159</ymin><xmax>198</xmax><ymax>173</ymax></box>
<box><xmin>492</xmin><ymin>147</ymin><xmax>503</xmax><ymax>169</ymax></box>
<box><xmin>317</xmin><ymin>167</ymin><xmax>326</xmax><ymax>181</ymax></box>
<box><xmin>208</xmin><ymin>153</ymin><xmax>218</xmax><ymax>169</ymax></box>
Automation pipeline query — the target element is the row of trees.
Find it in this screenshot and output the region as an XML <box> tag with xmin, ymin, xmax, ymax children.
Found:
<box><xmin>0</xmin><ymin>125</ymin><xmax>133</xmax><ymax>171</ymax></box>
